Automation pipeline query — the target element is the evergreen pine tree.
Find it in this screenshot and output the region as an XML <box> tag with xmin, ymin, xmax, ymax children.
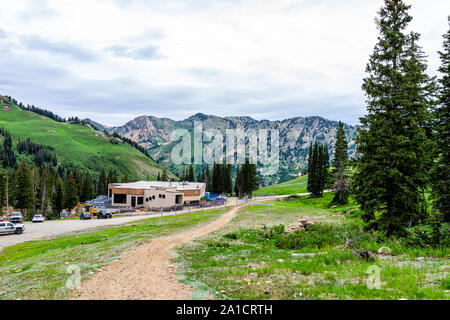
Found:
<box><xmin>107</xmin><ymin>169</ymin><xmax>113</xmax><ymax>186</ymax></box>
<box><xmin>217</xmin><ymin>163</ymin><xmax>225</xmax><ymax>194</ymax></box>
<box><xmin>322</xmin><ymin>144</ymin><xmax>330</xmax><ymax>188</ymax></box>
<box><xmin>212</xmin><ymin>162</ymin><xmax>219</xmax><ymax>194</ymax></box>
<box><xmin>318</xmin><ymin>144</ymin><xmax>325</xmax><ymax>195</ymax></box>
<box><xmin>188</xmin><ymin>164</ymin><xmax>195</xmax><ymax>182</ymax></box>
<box><xmin>307</xmin><ymin>143</ymin><xmax>313</xmax><ymax>193</ymax></box>
<box><xmin>54</xmin><ymin>175</ymin><xmax>64</xmax><ymax>215</ymax></box>
<box><xmin>431</xmin><ymin>18</ymin><xmax>450</xmax><ymax>222</ymax></box>
<box><xmin>64</xmin><ymin>173</ymin><xmax>79</xmax><ymax>210</ymax></box>
<box><xmin>98</xmin><ymin>168</ymin><xmax>107</xmax><ymax>195</ymax></box>
<box><xmin>32</xmin><ymin>166</ymin><xmax>41</xmax><ymax>212</ymax></box>
<box><xmin>161</xmin><ymin>168</ymin><xmax>168</xmax><ymax>181</ymax></box>
<box><xmin>353</xmin><ymin>0</ymin><xmax>437</xmax><ymax>235</ymax></box>
<box><xmin>197</xmin><ymin>170</ymin><xmax>203</xmax><ymax>184</ymax></box>
<box><xmin>235</xmin><ymin>166</ymin><xmax>241</xmax><ymax>197</ymax></box>
<box><xmin>81</xmin><ymin>172</ymin><xmax>94</xmax><ymax>202</ymax></box>
<box><xmin>332</xmin><ymin>121</ymin><xmax>350</xmax><ymax>204</ymax></box>
<box><xmin>240</xmin><ymin>158</ymin><xmax>259</xmax><ymax>196</ymax></box>
<box><xmin>310</xmin><ymin>142</ymin><xmax>322</xmax><ymax>198</ymax></box>
<box><xmin>15</xmin><ymin>159</ymin><xmax>34</xmax><ymax>212</ymax></box>
<box><xmin>225</xmin><ymin>164</ymin><xmax>233</xmax><ymax>194</ymax></box>
<box><xmin>204</xmin><ymin>166</ymin><xmax>210</xmax><ymax>192</ymax></box>
<box><xmin>40</xmin><ymin>167</ymin><xmax>50</xmax><ymax>213</ymax></box>
<box><xmin>0</xmin><ymin>168</ymin><xmax>6</xmax><ymax>213</ymax></box>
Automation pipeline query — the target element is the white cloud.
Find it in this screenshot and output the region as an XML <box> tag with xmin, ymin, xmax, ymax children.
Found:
<box><xmin>0</xmin><ymin>0</ymin><xmax>448</xmax><ymax>126</ymax></box>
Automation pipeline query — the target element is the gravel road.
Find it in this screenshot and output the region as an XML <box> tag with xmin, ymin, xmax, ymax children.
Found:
<box><xmin>0</xmin><ymin>205</ymin><xmax>228</xmax><ymax>248</ymax></box>
<box><xmin>73</xmin><ymin>205</ymin><xmax>243</xmax><ymax>300</ymax></box>
<box><xmin>0</xmin><ymin>192</ymin><xmax>312</xmax><ymax>249</ymax></box>
<box><xmin>0</xmin><ymin>216</ymin><xmax>157</xmax><ymax>248</ymax></box>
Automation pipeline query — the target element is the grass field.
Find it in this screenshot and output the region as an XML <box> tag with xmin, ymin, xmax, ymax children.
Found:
<box><xmin>254</xmin><ymin>175</ymin><xmax>308</xmax><ymax>196</ymax></box>
<box><xmin>176</xmin><ymin>193</ymin><xmax>450</xmax><ymax>300</ymax></box>
<box><xmin>0</xmin><ymin>97</ymin><xmax>175</xmax><ymax>180</ymax></box>
<box><xmin>0</xmin><ymin>208</ymin><xmax>226</xmax><ymax>300</ymax></box>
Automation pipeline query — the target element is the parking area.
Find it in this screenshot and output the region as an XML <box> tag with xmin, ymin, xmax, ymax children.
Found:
<box><xmin>0</xmin><ymin>215</ymin><xmax>156</xmax><ymax>248</ymax></box>
<box><xmin>0</xmin><ymin>204</ymin><xmax>231</xmax><ymax>249</ymax></box>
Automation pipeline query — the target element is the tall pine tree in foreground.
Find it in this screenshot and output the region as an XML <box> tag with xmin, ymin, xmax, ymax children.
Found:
<box><xmin>431</xmin><ymin>18</ymin><xmax>450</xmax><ymax>222</ymax></box>
<box><xmin>332</xmin><ymin>122</ymin><xmax>349</xmax><ymax>204</ymax></box>
<box><xmin>353</xmin><ymin>0</ymin><xmax>436</xmax><ymax>236</ymax></box>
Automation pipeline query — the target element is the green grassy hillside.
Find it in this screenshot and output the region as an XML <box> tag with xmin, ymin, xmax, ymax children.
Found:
<box><xmin>254</xmin><ymin>175</ymin><xmax>308</xmax><ymax>196</ymax></box>
<box><xmin>0</xmin><ymin>97</ymin><xmax>175</xmax><ymax>180</ymax></box>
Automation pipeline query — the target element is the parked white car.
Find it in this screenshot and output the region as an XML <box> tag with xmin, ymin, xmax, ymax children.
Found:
<box><xmin>32</xmin><ymin>214</ymin><xmax>45</xmax><ymax>223</ymax></box>
<box><xmin>0</xmin><ymin>221</ymin><xmax>25</xmax><ymax>235</ymax></box>
<box><xmin>9</xmin><ymin>212</ymin><xmax>23</xmax><ymax>224</ymax></box>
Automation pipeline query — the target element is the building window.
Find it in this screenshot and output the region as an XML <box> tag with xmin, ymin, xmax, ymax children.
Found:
<box><xmin>163</xmin><ymin>194</ymin><xmax>166</xmax><ymax>199</ymax></box>
<box><xmin>152</xmin><ymin>195</ymin><xmax>155</xmax><ymax>199</ymax></box>
<box><xmin>159</xmin><ymin>194</ymin><xmax>162</xmax><ymax>198</ymax></box>
<box><xmin>137</xmin><ymin>197</ymin><xmax>144</xmax><ymax>205</ymax></box>
<box><xmin>114</xmin><ymin>194</ymin><xmax>127</xmax><ymax>204</ymax></box>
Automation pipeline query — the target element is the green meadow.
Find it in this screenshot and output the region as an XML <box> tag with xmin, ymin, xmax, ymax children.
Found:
<box><xmin>0</xmin><ymin>209</ymin><xmax>226</xmax><ymax>300</ymax></box>
<box><xmin>254</xmin><ymin>175</ymin><xmax>309</xmax><ymax>196</ymax></box>
<box><xmin>176</xmin><ymin>193</ymin><xmax>450</xmax><ymax>300</ymax></box>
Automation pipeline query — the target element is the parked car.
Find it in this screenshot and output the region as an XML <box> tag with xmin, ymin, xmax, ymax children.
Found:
<box><xmin>9</xmin><ymin>212</ymin><xmax>23</xmax><ymax>224</ymax></box>
<box><xmin>32</xmin><ymin>214</ymin><xmax>45</xmax><ymax>223</ymax></box>
<box><xmin>97</xmin><ymin>209</ymin><xmax>112</xmax><ymax>219</ymax></box>
<box><xmin>0</xmin><ymin>221</ymin><xmax>25</xmax><ymax>235</ymax></box>
<box><xmin>80</xmin><ymin>212</ymin><xmax>92</xmax><ymax>220</ymax></box>
<box><xmin>0</xmin><ymin>216</ymin><xmax>4</xmax><ymax>222</ymax></box>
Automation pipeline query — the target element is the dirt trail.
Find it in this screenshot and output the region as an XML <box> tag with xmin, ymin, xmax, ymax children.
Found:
<box><xmin>73</xmin><ymin>205</ymin><xmax>242</xmax><ymax>300</ymax></box>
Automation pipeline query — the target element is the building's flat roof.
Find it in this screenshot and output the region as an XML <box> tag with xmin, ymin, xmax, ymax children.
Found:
<box><xmin>110</xmin><ymin>181</ymin><xmax>205</xmax><ymax>191</ymax></box>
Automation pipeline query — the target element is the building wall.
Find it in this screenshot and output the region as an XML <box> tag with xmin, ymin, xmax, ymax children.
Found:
<box><xmin>181</xmin><ymin>185</ymin><xmax>206</xmax><ymax>203</ymax></box>
<box><xmin>111</xmin><ymin>187</ymin><xmax>184</xmax><ymax>209</ymax></box>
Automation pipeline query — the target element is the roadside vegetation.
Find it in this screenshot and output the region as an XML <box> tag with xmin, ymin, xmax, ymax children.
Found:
<box><xmin>176</xmin><ymin>193</ymin><xmax>449</xmax><ymax>300</ymax></box>
<box><xmin>0</xmin><ymin>209</ymin><xmax>226</xmax><ymax>300</ymax></box>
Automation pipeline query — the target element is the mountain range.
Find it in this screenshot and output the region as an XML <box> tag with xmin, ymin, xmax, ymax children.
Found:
<box><xmin>86</xmin><ymin>113</ymin><xmax>358</xmax><ymax>186</ymax></box>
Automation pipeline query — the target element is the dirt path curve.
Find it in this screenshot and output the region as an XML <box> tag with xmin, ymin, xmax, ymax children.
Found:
<box><xmin>72</xmin><ymin>205</ymin><xmax>243</xmax><ymax>300</ymax></box>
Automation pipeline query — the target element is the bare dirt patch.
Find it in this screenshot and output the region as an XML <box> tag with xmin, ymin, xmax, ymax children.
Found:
<box><xmin>72</xmin><ymin>206</ymin><xmax>243</xmax><ymax>300</ymax></box>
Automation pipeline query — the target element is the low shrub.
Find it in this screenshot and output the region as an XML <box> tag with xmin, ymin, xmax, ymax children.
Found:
<box><xmin>272</xmin><ymin>224</ymin><xmax>285</xmax><ymax>235</ymax></box>
<box><xmin>224</xmin><ymin>232</ymin><xmax>238</xmax><ymax>240</ymax></box>
<box><xmin>402</xmin><ymin>223</ymin><xmax>450</xmax><ymax>248</ymax></box>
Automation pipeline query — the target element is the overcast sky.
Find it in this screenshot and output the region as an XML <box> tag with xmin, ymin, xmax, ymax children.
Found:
<box><xmin>0</xmin><ymin>0</ymin><xmax>448</xmax><ymax>126</ymax></box>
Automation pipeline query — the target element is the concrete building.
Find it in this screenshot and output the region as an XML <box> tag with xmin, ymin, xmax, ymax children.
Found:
<box><xmin>108</xmin><ymin>181</ymin><xmax>206</xmax><ymax>210</ymax></box>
